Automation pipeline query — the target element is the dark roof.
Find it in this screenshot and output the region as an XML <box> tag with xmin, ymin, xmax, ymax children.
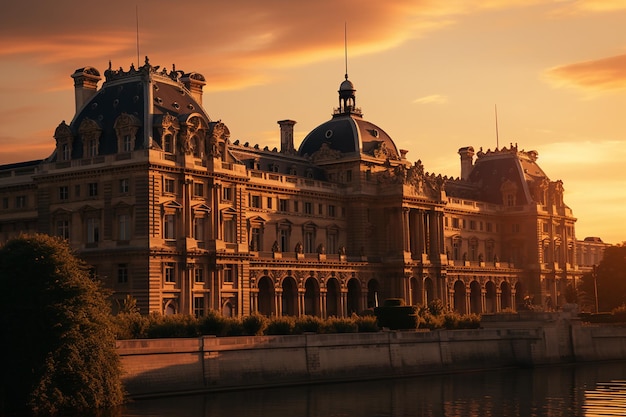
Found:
<box><xmin>298</xmin><ymin>113</ymin><xmax>399</xmax><ymax>160</ymax></box>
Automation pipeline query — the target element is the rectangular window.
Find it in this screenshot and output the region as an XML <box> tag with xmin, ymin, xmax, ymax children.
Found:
<box><xmin>328</xmin><ymin>205</ymin><xmax>336</xmax><ymax>217</ymax></box>
<box><xmin>62</xmin><ymin>143</ymin><xmax>71</xmax><ymax>160</ymax></box>
<box><xmin>193</xmin><ymin>217</ymin><xmax>204</xmax><ymax>241</ymax></box>
<box><xmin>165</xmin><ymin>262</ymin><xmax>176</xmax><ymax>283</ymax></box>
<box><xmin>346</xmin><ymin>170</ymin><xmax>352</xmax><ymax>182</ymax></box>
<box><xmin>543</xmin><ymin>223</ymin><xmax>549</xmax><ymax>233</ymax></box>
<box><xmin>164</xmin><ymin>135</ymin><xmax>174</xmax><ymax>153</ymax></box>
<box><xmin>327</xmin><ymin>232</ymin><xmax>338</xmax><ymax>255</ymax></box>
<box><xmin>304</xmin><ymin>230</ymin><xmax>315</xmax><ymax>253</ymax></box>
<box><xmin>59</xmin><ymin>186</ymin><xmax>69</xmax><ymax>201</ymax></box>
<box><xmin>118</xmin><ymin>214</ymin><xmax>130</xmax><ymax>241</ymax></box>
<box><xmin>56</xmin><ymin>220</ymin><xmax>70</xmax><ymax>240</ymax></box>
<box><xmin>164</xmin><ymin>178</ymin><xmax>175</xmax><ymax>194</ymax></box>
<box><xmin>318</xmin><ymin>204</ymin><xmax>323</xmax><ymax>215</ymax></box>
<box><xmin>88</xmin><ymin>182</ymin><xmax>98</xmax><ymax>197</ymax></box>
<box><xmin>469</xmin><ymin>220</ymin><xmax>476</xmax><ymax>231</ymax></box>
<box><xmin>224</xmin><ymin>265</ymin><xmax>234</xmax><ymax>283</ymax></box>
<box><xmin>75</xmin><ymin>185</ymin><xmax>80</xmax><ymax>197</ymax></box>
<box><xmin>194</xmin><ymin>266</ymin><xmax>204</xmax><ymax>283</ymax></box>
<box><xmin>266</xmin><ymin>197</ymin><xmax>273</xmax><ymax>209</ymax></box>
<box><xmin>251</xmin><ymin>195</ymin><xmax>261</xmax><ymax>208</ymax></box>
<box><xmin>486</xmin><ymin>222</ymin><xmax>493</xmax><ymax>232</ymax></box>
<box><xmin>452</xmin><ymin>218</ymin><xmax>460</xmax><ymax>228</ymax></box>
<box><xmin>120</xmin><ymin>178</ymin><xmax>129</xmax><ymax>194</ymax></box>
<box><xmin>222</xmin><ymin>187</ymin><xmax>232</xmax><ymax>201</ymax></box>
<box><xmin>2</xmin><ymin>197</ymin><xmax>8</xmax><ymax>209</ymax></box>
<box><xmin>513</xmin><ymin>224</ymin><xmax>520</xmax><ymax>233</ymax></box>
<box><xmin>194</xmin><ymin>182</ymin><xmax>204</xmax><ymax>197</ymax></box>
<box><xmin>88</xmin><ymin>139</ymin><xmax>98</xmax><ymax>157</ymax></box>
<box><xmin>117</xmin><ymin>264</ymin><xmax>128</xmax><ymax>284</ymax></box>
<box><xmin>193</xmin><ymin>297</ymin><xmax>205</xmax><ymax>318</ymax></box>
<box><xmin>304</xmin><ymin>202</ymin><xmax>313</xmax><ymax>215</ymax></box>
<box><xmin>164</xmin><ymin>214</ymin><xmax>176</xmax><ymax>240</ymax></box>
<box><xmin>87</xmin><ymin>217</ymin><xmax>99</xmax><ymax>243</ymax></box>
<box><xmin>279</xmin><ymin>199</ymin><xmax>289</xmax><ymax>212</ymax></box>
<box><xmin>293</xmin><ymin>201</ymin><xmax>299</xmax><ymax>212</ymax></box>
<box><xmin>123</xmin><ymin>135</ymin><xmax>132</xmax><ymax>152</ymax></box>
<box><xmin>279</xmin><ymin>228</ymin><xmax>289</xmax><ymax>252</ymax></box>
<box><xmin>250</xmin><ymin>227</ymin><xmax>261</xmax><ymax>251</ymax></box>
<box><xmin>15</xmin><ymin>195</ymin><xmax>26</xmax><ymax>209</ymax></box>
<box><xmin>224</xmin><ymin>219</ymin><xmax>236</xmax><ymax>243</ymax></box>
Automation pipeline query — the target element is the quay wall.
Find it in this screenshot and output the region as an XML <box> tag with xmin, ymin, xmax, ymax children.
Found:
<box><xmin>117</xmin><ymin>315</ymin><xmax>626</xmax><ymax>398</ymax></box>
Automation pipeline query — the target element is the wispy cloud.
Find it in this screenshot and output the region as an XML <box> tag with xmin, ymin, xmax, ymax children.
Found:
<box><xmin>544</xmin><ymin>54</ymin><xmax>626</xmax><ymax>94</ymax></box>
<box><xmin>413</xmin><ymin>94</ymin><xmax>448</xmax><ymax>104</ymax></box>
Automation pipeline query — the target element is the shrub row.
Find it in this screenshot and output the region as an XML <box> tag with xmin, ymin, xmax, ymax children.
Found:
<box><xmin>112</xmin><ymin>311</ymin><xmax>380</xmax><ymax>339</ymax></box>
<box><xmin>112</xmin><ymin>304</ymin><xmax>481</xmax><ymax>340</ymax></box>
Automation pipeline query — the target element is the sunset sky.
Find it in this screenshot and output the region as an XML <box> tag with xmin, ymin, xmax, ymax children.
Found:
<box><xmin>1</xmin><ymin>1</ymin><xmax>625</xmax><ymax>244</ymax></box>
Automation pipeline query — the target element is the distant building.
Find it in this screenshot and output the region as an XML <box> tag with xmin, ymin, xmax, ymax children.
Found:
<box><xmin>0</xmin><ymin>59</ymin><xmax>605</xmax><ymax>316</ymax></box>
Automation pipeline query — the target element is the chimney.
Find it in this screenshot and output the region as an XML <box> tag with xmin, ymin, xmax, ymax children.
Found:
<box><xmin>181</xmin><ymin>72</ymin><xmax>206</xmax><ymax>105</ymax></box>
<box><xmin>71</xmin><ymin>67</ymin><xmax>101</xmax><ymax>113</ymax></box>
<box><xmin>458</xmin><ymin>146</ymin><xmax>475</xmax><ymax>180</ymax></box>
<box><xmin>278</xmin><ymin>120</ymin><xmax>297</xmax><ymax>154</ymax></box>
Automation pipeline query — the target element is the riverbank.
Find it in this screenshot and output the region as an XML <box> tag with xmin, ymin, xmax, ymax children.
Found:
<box><xmin>117</xmin><ymin>312</ymin><xmax>626</xmax><ymax>398</ymax></box>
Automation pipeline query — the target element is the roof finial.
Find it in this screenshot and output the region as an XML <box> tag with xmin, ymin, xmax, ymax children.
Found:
<box><xmin>344</xmin><ymin>22</ymin><xmax>348</xmax><ymax>80</ymax></box>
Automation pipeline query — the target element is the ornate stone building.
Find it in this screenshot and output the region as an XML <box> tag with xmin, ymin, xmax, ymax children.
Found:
<box><xmin>0</xmin><ymin>59</ymin><xmax>603</xmax><ymax>316</ymax></box>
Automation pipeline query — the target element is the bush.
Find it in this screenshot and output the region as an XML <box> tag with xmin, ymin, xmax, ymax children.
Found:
<box><xmin>265</xmin><ymin>316</ymin><xmax>296</xmax><ymax>335</ymax></box>
<box><xmin>354</xmin><ymin>314</ymin><xmax>379</xmax><ymax>332</ymax></box>
<box><xmin>199</xmin><ymin>310</ymin><xmax>229</xmax><ymax>336</ymax></box>
<box><xmin>242</xmin><ymin>312</ymin><xmax>268</xmax><ymax>335</ymax></box>
<box><xmin>146</xmin><ymin>314</ymin><xmax>199</xmax><ymax>338</ymax></box>
<box><xmin>295</xmin><ymin>315</ymin><xmax>325</xmax><ymax>333</ymax></box>
<box><xmin>112</xmin><ymin>312</ymin><xmax>149</xmax><ymax>339</ymax></box>
<box><xmin>224</xmin><ymin>317</ymin><xmax>245</xmax><ymax>336</ymax></box>
<box><xmin>324</xmin><ymin>316</ymin><xmax>358</xmax><ymax>333</ymax></box>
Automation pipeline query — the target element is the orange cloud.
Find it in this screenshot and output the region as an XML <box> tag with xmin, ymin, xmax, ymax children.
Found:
<box><xmin>545</xmin><ymin>54</ymin><xmax>626</xmax><ymax>93</ymax></box>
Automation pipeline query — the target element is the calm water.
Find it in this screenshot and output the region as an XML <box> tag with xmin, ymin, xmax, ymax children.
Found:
<box><xmin>103</xmin><ymin>361</ymin><xmax>626</xmax><ymax>417</ymax></box>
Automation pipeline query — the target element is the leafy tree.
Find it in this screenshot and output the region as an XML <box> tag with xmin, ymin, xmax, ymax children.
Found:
<box><xmin>0</xmin><ymin>234</ymin><xmax>124</xmax><ymax>415</ymax></box>
<box><xmin>580</xmin><ymin>245</ymin><xmax>626</xmax><ymax>312</ymax></box>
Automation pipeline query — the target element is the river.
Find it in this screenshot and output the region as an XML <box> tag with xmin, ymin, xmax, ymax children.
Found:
<box><xmin>94</xmin><ymin>361</ymin><xmax>626</xmax><ymax>416</ymax></box>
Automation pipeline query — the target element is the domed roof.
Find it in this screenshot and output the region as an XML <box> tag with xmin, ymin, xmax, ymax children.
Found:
<box><xmin>298</xmin><ymin>114</ymin><xmax>400</xmax><ymax>160</ymax></box>
<box><xmin>339</xmin><ymin>78</ymin><xmax>355</xmax><ymax>91</ymax></box>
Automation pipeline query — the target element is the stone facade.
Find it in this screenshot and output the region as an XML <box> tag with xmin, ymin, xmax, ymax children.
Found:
<box><xmin>0</xmin><ymin>58</ymin><xmax>608</xmax><ymax>316</ymax></box>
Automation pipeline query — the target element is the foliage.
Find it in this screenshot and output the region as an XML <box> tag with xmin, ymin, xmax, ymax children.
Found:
<box><xmin>295</xmin><ymin>315</ymin><xmax>325</xmax><ymax>334</ymax></box>
<box><xmin>580</xmin><ymin>246</ymin><xmax>626</xmax><ymax>312</ymax></box>
<box><xmin>145</xmin><ymin>313</ymin><xmax>200</xmax><ymax>338</ymax></box>
<box><xmin>199</xmin><ymin>309</ymin><xmax>229</xmax><ymax>336</ymax></box>
<box><xmin>354</xmin><ymin>314</ymin><xmax>379</xmax><ymax>332</ymax></box>
<box><xmin>0</xmin><ymin>234</ymin><xmax>124</xmax><ymax>415</ymax></box>
<box><xmin>265</xmin><ymin>316</ymin><xmax>296</xmax><ymax>335</ymax></box>
<box><xmin>242</xmin><ymin>312</ymin><xmax>268</xmax><ymax>336</ymax></box>
<box><xmin>323</xmin><ymin>316</ymin><xmax>359</xmax><ymax>333</ymax></box>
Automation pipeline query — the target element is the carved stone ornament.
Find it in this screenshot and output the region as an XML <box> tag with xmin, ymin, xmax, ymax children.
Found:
<box><xmin>54</xmin><ymin>121</ymin><xmax>73</xmax><ymax>143</ymax></box>
<box><xmin>311</xmin><ymin>142</ymin><xmax>341</xmax><ymax>162</ymax></box>
<box><xmin>78</xmin><ymin>118</ymin><xmax>102</xmax><ymax>143</ymax></box>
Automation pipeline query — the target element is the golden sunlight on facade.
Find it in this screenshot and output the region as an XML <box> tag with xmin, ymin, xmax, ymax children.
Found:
<box><xmin>0</xmin><ymin>59</ymin><xmax>610</xmax><ymax>316</ymax></box>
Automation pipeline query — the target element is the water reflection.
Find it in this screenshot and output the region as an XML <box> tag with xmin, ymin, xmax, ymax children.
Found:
<box><xmin>112</xmin><ymin>361</ymin><xmax>626</xmax><ymax>417</ymax></box>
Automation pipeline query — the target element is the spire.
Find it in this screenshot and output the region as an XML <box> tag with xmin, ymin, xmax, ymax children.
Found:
<box><xmin>334</xmin><ymin>23</ymin><xmax>361</xmax><ymax>117</ymax></box>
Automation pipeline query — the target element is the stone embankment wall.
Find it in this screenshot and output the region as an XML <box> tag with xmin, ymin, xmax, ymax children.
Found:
<box><xmin>117</xmin><ymin>314</ymin><xmax>626</xmax><ymax>398</ymax></box>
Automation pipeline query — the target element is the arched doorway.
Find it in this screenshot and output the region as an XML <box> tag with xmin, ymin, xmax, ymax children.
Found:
<box><xmin>485</xmin><ymin>281</ymin><xmax>496</xmax><ymax>313</ymax></box>
<box><xmin>367</xmin><ymin>279</ymin><xmax>380</xmax><ymax>309</ymax></box>
<box><xmin>326</xmin><ymin>278</ymin><xmax>340</xmax><ymax>317</ymax></box>
<box><xmin>409</xmin><ymin>277</ymin><xmax>421</xmax><ymax>306</ymax></box>
<box><xmin>470</xmin><ymin>280</ymin><xmax>482</xmax><ymax>314</ymax></box>
<box><xmin>347</xmin><ymin>278</ymin><xmax>361</xmax><ymax>315</ymax></box>
<box><xmin>454</xmin><ymin>280</ymin><xmax>466</xmax><ymax>313</ymax></box>
<box><xmin>282</xmin><ymin>276</ymin><xmax>298</xmax><ymax>316</ymax></box>
<box><xmin>424</xmin><ymin>277</ymin><xmax>434</xmax><ymax>304</ymax></box>
<box><xmin>258</xmin><ymin>276</ymin><xmax>274</xmax><ymax>316</ymax></box>
<box><xmin>501</xmin><ymin>281</ymin><xmax>512</xmax><ymax>311</ymax></box>
<box><xmin>304</xmin><ymin>278</ymin><xmax>320</xmax><ymax>316</ymax></box>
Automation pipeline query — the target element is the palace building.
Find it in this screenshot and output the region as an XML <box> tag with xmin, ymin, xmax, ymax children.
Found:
<box><xmin>0</xmin><ymin>58</ymin><xmax>607</xmax><ymax>316</ymax></box>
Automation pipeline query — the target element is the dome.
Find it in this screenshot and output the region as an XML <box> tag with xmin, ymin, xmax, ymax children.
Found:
<box><xmin>298</xmin><ymin>114</ymin><xmax>400</xmax><ymax>160</ymax></box>
<box><xmin>339</xmin><ymin>78</ymin><xmax>355</xmax><ymax>91</ymax></box>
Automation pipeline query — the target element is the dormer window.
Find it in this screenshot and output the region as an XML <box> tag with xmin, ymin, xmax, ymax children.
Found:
<box><xmin>78</xmin><ymin>118</ymin><xmax>102</xmax><ymax>159</ymax></box>
<box><xmin>123</xmin><ymin>135</ymin><xmax>132</xmax><ymax>152</ymax></box>
<box><xmin>114</xmin><ymin>113</ymin><xmax>141</xmax><ymax>154</ymax></box>
<box><xmin>62</xmin><ymin>143</ymin><xmax>71</xmax><ymax>161</ymax></box>
<box><xmin>164</xmin><ymin>134</ymin><xmax>174</xmax><ymax>153</ymax></box>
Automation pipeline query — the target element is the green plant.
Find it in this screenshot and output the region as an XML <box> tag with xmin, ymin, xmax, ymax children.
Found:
<box><xmin>295</xmin><ymin>315</ymin><xmax>325</xmax><ymax>333</ymax></box>
<box><xmin>145</xmin><ymin>314</ymin><xmax>199</xmax><ymax>338</ymax></box>
<box><xmin>265</xmin><ymin>316</ymin><xmax>296</xmax><ymax>335</ymax></box>
<box><xmin>324</xmin><ymin>316</ymin><xmax>358</xmax><ymax>333</ymax></box>
<box><xmin>199</xmin><ymin>310</ymin><xmax>229</xmax><ymax>336</ymax></box>
<box><xmin>242</xmin><ymin>312</ymin><xmax>268</xmax><ymax>335</ymax></box>
<box><xmin>354</xmin><ymin>314</ymin><xmax>379</xmax><ymax>332</ymax></box>
<box><xmin>0</xmin><ymin>234</ymin><xmax>124</xmax><ymax>415</ymax></box>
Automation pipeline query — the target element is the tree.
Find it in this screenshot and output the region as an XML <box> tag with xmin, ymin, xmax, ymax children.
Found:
<box><xmin>580</xmin><ymin>245</ymin><xmax>626</xmax><ymax>312</ymax></box>
<box><xmin>0</xmin><ymin>234</ymin><xmax>124</xmax><ymax>415</ymax></box>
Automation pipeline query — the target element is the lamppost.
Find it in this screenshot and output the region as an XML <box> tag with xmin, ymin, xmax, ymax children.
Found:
<box><xmin>593</xmin><ymin>264</ymin><xmax>599</xmax><ymax>313</ymax></box>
